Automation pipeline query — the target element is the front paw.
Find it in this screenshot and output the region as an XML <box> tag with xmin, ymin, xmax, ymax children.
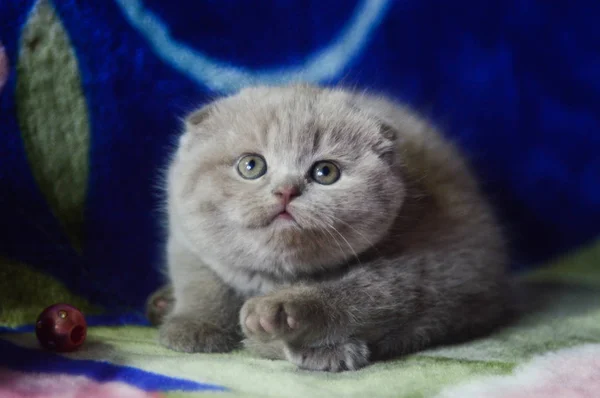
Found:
<box><xmin>240</xmin><ymin>290</ymin><xmax>328</xmax><ymax>344</ymax></box>
<box><xmin>285</xmin><ymin>339</ymin><xmax>370</xmax><ymax>372</ymax></box>
<box><xmin>159</xmin><ymin>314</ymin><xmax>239</xmax><ymax>353</ymax></box>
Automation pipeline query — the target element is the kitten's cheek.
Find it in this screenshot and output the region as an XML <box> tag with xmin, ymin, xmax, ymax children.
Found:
<box><xmin>222</xmin><ymin>206</ymin><xmax>246</xmax><ymax>227</ymax></box>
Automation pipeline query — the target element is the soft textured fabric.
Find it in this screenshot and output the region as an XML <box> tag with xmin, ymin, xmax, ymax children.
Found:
<box><xmin>1</xmin><ymin>0</ymin><xmax>600</xmax><ymax>396</ymax></box>
<box><xmin>437</xmin><ymin>344</ymin><xmax>600</xmax><ymax>398</ymax></box>
<box><xmin>1</xmin><ymin>240</ymin><xmax>600</xmax><ymax>397</ymax></box>
<box><xmin>0</xmin><ymin>368</ymin><xmax>164</xmax><ymax>398</ymax></box>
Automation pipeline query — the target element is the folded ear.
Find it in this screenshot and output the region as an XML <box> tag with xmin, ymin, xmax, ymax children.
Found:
<box><xmin>177</xmin><ymin>104</ymin><xmax>216</xmax><ymax>153</ymax></box>
<box><xmin>347</xmin><ymin>94</ymin><xmax>399</xmax><ymax>165</ymax></box>
<box><xmin>184</xmin><ymin>104</ymin><xmax>213</xmax><ymax>133</ymax></box>
<box><xmin>375</xmin><ymin>122</ymin><xmax>398</xmax><ymax>165</ymax></box>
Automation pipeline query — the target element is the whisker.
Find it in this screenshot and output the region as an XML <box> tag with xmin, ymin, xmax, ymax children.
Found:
<box><xmin>315</xmin><ymin>220</ymin><xmax>347</xmax><ymax>259</ymax></box>
<box><xmin>328</xmin><ymin>224</ymin><xmax>361</xmax><ymax>266</ymax></box>
<box><xmin>293</xmin><ymin>210</ymin><xmax>349</xmax><ymax>266</ymax></box>
<box><xmin>326</xmin><ymin>214</ymin><xmax>380</xmax><ymax>254</ymax></box>
<box><xmin>291</xmin><ymin>203</ymin><xmax>362</xmax><ymax>265</ymax></box>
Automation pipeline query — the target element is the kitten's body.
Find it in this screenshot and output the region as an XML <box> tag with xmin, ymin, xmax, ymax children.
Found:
<box><xmin>151</xmin><ymin>84</ymin><xmax>511</xmax><ymax>371</ymax></box>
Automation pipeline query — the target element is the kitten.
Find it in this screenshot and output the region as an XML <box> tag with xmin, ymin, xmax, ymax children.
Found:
<box><xmin>148</xmin><ymin>84</ymin><xmax>512</xmax><ymax>371</ymax></box>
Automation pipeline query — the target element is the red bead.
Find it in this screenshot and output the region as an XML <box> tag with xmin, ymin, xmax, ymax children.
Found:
<box><xmin>35</xmin><ymin>303</ymin><xmax>87</xmax><ymax>352</ymax></box>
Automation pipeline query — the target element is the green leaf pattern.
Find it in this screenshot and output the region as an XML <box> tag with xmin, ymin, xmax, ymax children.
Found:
<box><xmin>16</xmin><ymin>0</ymin><xmax>90</xmax><ymax>251</ymax></box>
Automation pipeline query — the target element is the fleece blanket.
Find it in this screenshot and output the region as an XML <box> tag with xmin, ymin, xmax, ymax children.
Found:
<box><xmin>1</xmin><ymin>241</ymin><xmax>600</xmax><ymax>397</ymax></box>
<box><xmin>1</xmin><ymin>0</ymin><xmax>599</xmax><ymax>397</ymax></box>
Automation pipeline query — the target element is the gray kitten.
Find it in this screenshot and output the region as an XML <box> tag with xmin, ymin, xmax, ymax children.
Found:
<box><xmin>148</xmin><ymin>84</ymin><xmax>511</xmax><ymax>371</ymax></box>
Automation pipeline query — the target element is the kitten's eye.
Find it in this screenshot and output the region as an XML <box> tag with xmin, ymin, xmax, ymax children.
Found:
<box><xmin>311</xmin><ymin>161</ymin><xmax>340</xmax><ymax>185</ymax></box>
<box><xmin>236</xmin><ymin>154</ymin><xmax>267</xmax><ymax>179</ymax></box>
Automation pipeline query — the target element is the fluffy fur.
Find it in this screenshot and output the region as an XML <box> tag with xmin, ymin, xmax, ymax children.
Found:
<box><xmin>148</xmin><ymin>84</ymin><xmax>512</xmax><ymax>371</ymax></box>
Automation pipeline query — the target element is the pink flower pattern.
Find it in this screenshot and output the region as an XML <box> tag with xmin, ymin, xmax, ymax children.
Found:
<box><xmin>0</xmin><ymin>368</ymin><xmax>164</xmax><ymax>398</ymax></box>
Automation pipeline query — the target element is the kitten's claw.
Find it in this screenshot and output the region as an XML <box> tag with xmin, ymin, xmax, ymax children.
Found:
<box><xmin>240</xmin><ymin>292</ymin><xmax>326</xmax><ymax>344</ymax></box>
<box><xmin>159</xmin><ymin>314</ymin><xmax>239</xmax><ymax>353</ymax></box>
<box><xmin>284</xmin><ymin>339</ymin><xmax>370</xmax><ymax>372</ymax></box>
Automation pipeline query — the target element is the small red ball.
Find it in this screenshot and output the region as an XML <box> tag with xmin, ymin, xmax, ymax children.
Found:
<box><xmin>35</xmin><ymin>303</ymin><xmax>87</xmax><ymax>352</ymax></box>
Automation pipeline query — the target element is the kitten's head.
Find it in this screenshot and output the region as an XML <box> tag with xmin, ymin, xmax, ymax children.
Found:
<box><xmin>169</xmin><ymin>85</ymin><xmax>406</xmax><ymax>278</ymax></box>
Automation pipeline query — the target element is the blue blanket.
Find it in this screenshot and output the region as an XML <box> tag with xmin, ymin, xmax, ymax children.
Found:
<box><xmin>1</xmin><ymin>0</ymin><xmax>599</xmax><ymax>313</ymax></box>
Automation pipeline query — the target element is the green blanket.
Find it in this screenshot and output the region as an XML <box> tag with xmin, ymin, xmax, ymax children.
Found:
<box><xmin>2</xmin><ymin>239</ymin><xmax>599</xmax><ymax>397</ymax></box>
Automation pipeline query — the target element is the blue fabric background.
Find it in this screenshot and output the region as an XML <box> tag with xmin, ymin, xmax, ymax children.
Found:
<box><xmin>1</xmin><ymin>0</ymin><xmax>599</xmax><ymax>310</ymax></box>
<box><xmin>0</xmin><ymin>339</ymin><xmax>224</xmax><ymax>392</ymax></box>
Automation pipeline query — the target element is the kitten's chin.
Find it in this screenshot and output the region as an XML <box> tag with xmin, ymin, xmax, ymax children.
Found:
<box><xmin>271</xmin><ymin>217</ymin><xmax>300</xmax><ymax>231</ymax></box>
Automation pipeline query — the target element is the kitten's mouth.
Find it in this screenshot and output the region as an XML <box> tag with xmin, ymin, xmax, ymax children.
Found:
<box><xmin>277</xmin><ymin>211</ymin><xmax>295</xmax><ymax>221</ymax></box>
<box><xmin>270</xmin><ymin>207</ymin><xmax>297</xmax><ymax>225</ymax></box>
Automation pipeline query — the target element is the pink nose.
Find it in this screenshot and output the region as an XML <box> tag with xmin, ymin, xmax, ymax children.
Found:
<box><xmin>273</xmin><ymin>185</ymin><xmax>301</xmax><ymax>204</ymax></box>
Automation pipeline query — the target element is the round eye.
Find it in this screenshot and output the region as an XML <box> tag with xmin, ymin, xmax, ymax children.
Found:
<box><xmin>311</xmin><ymin>161</ymin><xmax>340</xmax><ymax>185</ymax></box>
<box><xmin>236</xmin><ymin>154</ymin><xmax>267</xmax><ymax>179</ymax></box>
